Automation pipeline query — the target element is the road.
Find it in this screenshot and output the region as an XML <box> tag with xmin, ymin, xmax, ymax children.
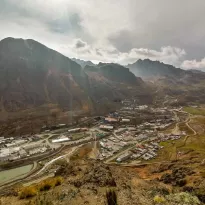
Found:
<box><xmin>185</xmin><ymin>116</ymin><xmax>197</xmax><ymax>135</ymax></box>
<box><xmin>32</xmin><ymin>146</ymin><xmax>79</xmax><ymax>177</ymax></box>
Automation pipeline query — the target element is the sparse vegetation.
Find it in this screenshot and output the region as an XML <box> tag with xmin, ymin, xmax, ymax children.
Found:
<box><xmin>38</xmin><ymin>177</ymin><xmax>63</xmax><ymax>191</ymax></box>
<box><xmin>18</xmin><ymin>177</ymin><xmax>63</xmax><ymax>199</ymax></box>
<box><xmin>153</xmin><ymin>195</ymin><xmax>166</xmax><ymax>204</ymax></box>
<box><xmin>19</xmin><ymin>186</ymin><xmax>37</xmax><ymax>199</ymax></box>
<box><xmin>165</xmin><ymin>192</ymin><xmax>201</xmax><ymax>205</ymax></box>
<box><xmin>178</xmin><ymin>122</ymin><xmax>194</xmax><ymax>135</ymax></box>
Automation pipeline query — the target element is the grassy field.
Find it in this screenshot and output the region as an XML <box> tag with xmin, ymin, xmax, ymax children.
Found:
<box><xmin>150</xmin><ymin>114</ymin><xmax>205</xmax><ymax>163</ymax></box>
<box><xmin>71</xmin><ymin>132</ymin><xmax>89</xmax><ymax>140</ymax></box>
<box><xmin>178</xmin><ymin>122</ymin><xmax>194</xmax><ymax>135</ymax></box>
<box><xmin>183</xmin><ymin>106</ymin><xmax>205</xmax><ymax>116</ymax></box>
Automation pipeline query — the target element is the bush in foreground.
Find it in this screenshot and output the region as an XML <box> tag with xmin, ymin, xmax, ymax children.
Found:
<box><xmin>19</xmin><ymin>186</ymin><xmax>37</xmax><ymax>199</ymax></box>
<box><xmin>154</xmin><ymin>192</ymin><xmax>201</xmax><ymax>205</ymax></box>
<box><xmin>19</xmin><ymin>176</ymin><xmax>64</xmax><ymax>199</ymax></box>
<box><xmin>39</xmin><ymin>176</ymin><xmax>63</xmax><ymax>191</ymax></box>
<box><xmin>153</xmin><ymin>195</ymin><xmax>166</xmax><ymax>204</ymax></box>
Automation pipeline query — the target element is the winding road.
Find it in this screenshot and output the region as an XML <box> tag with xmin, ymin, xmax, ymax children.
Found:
<box><xmin>33</xmin><ymin>146</ymin><xmax>79</xmax><ymax>177</ymax></box>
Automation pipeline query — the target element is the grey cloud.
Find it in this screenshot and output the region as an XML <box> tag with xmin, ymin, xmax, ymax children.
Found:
<box><xmin>48</xmin><ymin>13</ymin><xmax>82</xmax><ymax>34</ymax></box>
<box><xmin>75</xmin><ymin>39</ymin><xmax>87</xmax><ymax>48</ymax></box>
<box><xmin>108</xmin><ymin>30</ymin><xmax>135</xmax><ymax>52</ymax></box>
<box><xmin>1</xmin><ymin>0</ymin><xmax>205</xmax><ymax>70</ymax></box>
<box><xmin>95</xmin><ymin>49</ymin><xmax>103</xmax><ymax>56</ymax></box>
<box><xmin>108</xmin><ymin>0</ymin><xmax>205</xmax><ymax>61</ymax></box>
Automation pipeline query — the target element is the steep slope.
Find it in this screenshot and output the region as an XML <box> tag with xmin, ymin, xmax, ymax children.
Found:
<box><xmin>0</xmin><ymin>38</ymin><xmax>147</xmax><ymax>114</ymax></box>
<box><xmin>0</xmin><ymin>37</ymin><xmax>92</xmax><ymax>112</ymax></box>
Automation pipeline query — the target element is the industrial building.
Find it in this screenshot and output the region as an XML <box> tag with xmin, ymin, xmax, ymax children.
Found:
<box><xmin>99</xmin><ymin>125</ymin><xmax>114</xmax><ymax>131</ymax></box>
<box><xmin>52</xmin><ymin>137</ymin><xmax>70</xmax><ymax>143</ymax></box>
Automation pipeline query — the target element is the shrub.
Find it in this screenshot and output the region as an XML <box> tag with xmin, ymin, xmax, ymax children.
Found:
<box><xmin>153</xmin><ymin>195</ymin><xmax>166</xmax><ymax>204</ymax></box>
<box><xmin>55</xmin><ymin>176</ymin><xmax>63</xmax><ymax>186</ymax></box>
<box><xmin>39</xmin><ymin>182</ymin><xmax>52</xmax><ymax>191</ymax></box>
<box><xmin>166</xmin><ymin>192</ymin><xmax>201</xmax><ymax>205</ymax></box>
<box><xmin>19</xmin><ymin>176</ymin><xmax>64</xmax><ymax>200</ymax></box>
<box><xmin>39</xmin><ymin>177</ymin><xmax>63</xmax><ymax>191</ymax></box>
<box><xmin>19</xmin><ymin>186</ymin><xmax>37</xmax><ymax>199</ymax></box>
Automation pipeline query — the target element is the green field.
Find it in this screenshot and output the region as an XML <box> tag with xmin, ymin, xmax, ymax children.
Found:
<box><xmin>183</xmin><ymin>106</ymin><xmax>205</xmax><ymax>116</ymax></box>
<box><xmin>71</xmin><ymin>132</ymin><xmax>89</xmax><ymax>140</ymax></box>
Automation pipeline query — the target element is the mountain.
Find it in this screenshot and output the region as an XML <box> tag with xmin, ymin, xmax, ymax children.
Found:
<box><xmin>127</xmin><ymin>59</ymin><xmax>205</xmax><ymax>106</ymax></box>
<box><xmin>0</xmin><ymin>38</ymin><xmax>148</xmax><ymax>115</ymax></box>
<box><xmin>88</xmin><ymin>62</ymin><xmax>143</xmax><ymax>85</ymax></box>
<box><xmin>72</xmin><ymin>58</ymin><xmax>95</xmax><ymax>68</ymax></box>
<box><xmin>127</xmin><ymin>59</ymin><xmax>187</xmax><ymax>78</ymax></box>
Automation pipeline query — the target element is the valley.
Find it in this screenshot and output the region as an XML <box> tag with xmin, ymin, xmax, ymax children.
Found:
<box><xmin>0</xmin><ymin>96</ymin><xmax>205</xmax><ymax>204</ymax></box>
<box><xmin>0</xmin><ymin>38</ymin><xmax>204</xmax><ymax>205</ymax></box>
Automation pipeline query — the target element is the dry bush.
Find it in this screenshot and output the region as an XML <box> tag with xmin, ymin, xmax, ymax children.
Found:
<box><xmin>19</xmin><ymin>186</ymin><xmax>37</xmax><ymax>199</ymax></box>
<box><xmin>39</xmin><ymin>177</ymin><xmax>63</xmax><ymax>191</ymax></box>
<box><xmin>19</xmin><ymin>177</ymin><xmax>63</xmax><ymax>200</ymax></box>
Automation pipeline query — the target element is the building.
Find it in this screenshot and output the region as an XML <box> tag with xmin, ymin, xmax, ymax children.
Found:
<box><xmin>19</xmin><ymin>149</ymin><xmax>27</xmax><ymax>157</ymax></box>
<box><xmin>99</xmin><ymin>125</ymin><xmax>114</xmax><ymax>131</ymax></box>
<box><xmin>104</xmin><ymin>117</ymin><xmax>118</xmax><ymax>123</ymax></box>
<box><xmin>68</xmin><ymin>128</ymin><xmax>81</xmax><ymax>133</ymax></box>
<box><xmin>14</xmin><ymin>139</ymin><xmax>27</xmax><ymax>146</ymax></box>
<box><xmin>0</xmin><ymin>148</ymin><xmax>10</xmax><ymax>161</ymax></box>
<box><xmin>52</xmin><ymin>137</ymin><xmax>70</xmax><ymax>143</ymax></box>
<box><xmin>116</xmin><ymin>153</ymin><xmax>132</xmax><ymax>163</ymax></box>
<box><xmin>121</xmin><ymin>118</ymin><xmax>130</xmax><ymax>123</ymax></box>
<box><xmin>5</xmin><ymin>143</ymin><xmax>16</xmax><ymax>148</ymax></box>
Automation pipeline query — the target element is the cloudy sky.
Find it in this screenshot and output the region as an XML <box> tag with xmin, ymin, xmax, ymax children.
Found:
<box><xmin>0</xmin><ymin>0</ymin><xmax>205</xmax><ymax>70</ymax></box>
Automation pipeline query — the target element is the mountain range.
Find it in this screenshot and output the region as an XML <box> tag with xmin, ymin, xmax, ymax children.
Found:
<box><xmin>0</xmin><ymin>37</ymin><xmax>205</xmax><ymax>117</ymax></box>
<box><xmin>0</xmin><ymin>37</ymin><xmax>148</xmax><ymax>115</ymax></box>
<box><xmin>127</xmin><ymin>59</ymin><xmax>205</xmax><ymax>79</ymax></box>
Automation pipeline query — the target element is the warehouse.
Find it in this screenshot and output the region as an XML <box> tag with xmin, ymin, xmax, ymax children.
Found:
<box><xmin>52</xmin><ymin>137</ymin><xmax>70</xmax><ymax>143</ymax></box>
<box><xmin>99</xmin><ymin>125</ymin><xmax>114</xmax><ymax>131</ymax></box>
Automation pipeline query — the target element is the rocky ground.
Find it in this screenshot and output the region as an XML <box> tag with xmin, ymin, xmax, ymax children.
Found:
<box><xmin>0</xmin><ymin>153</ymin><xmax>204</xmax><ymax>205</ymax></box>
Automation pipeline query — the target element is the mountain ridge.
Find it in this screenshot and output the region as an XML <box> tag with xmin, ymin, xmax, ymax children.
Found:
<box><xmin>0</xmin><ymin>37</ymin><xmax>147</xmax><ymax>114</ymax></box>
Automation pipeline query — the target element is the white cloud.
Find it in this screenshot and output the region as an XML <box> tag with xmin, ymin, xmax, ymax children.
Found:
<box><xmin>59</xmin><ymin>38</ymin><xmax>186</xmax><ymax>66</ymax></box>
<box><xmin>181</xmin><ymin>58</ymin><xmax>205</xmax><ymax>70</ymax></box>
<box><xmin>118</xmin><ymin>46</ymin><xmax>186</xmax><ymax>66</ymax></box>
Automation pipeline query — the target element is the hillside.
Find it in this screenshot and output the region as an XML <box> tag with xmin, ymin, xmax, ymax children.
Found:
<box><xmin>0</xmin><ymin>38</ymin><xmax>147</xmax><ymax>115</ymax></box>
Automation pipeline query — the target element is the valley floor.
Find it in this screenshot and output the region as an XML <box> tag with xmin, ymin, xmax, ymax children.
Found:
<box><xmin>0</xmin><ymin>103</ymin><xmax>205</xmax><ymax>205</ymax></box>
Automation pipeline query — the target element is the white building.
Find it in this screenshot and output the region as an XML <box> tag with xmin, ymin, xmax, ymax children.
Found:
<box><xmin>52</xmin><ymin>137</ymin><xmax>70</xmax><ymax>143</ymax></box>
<box><xmin>121</xmin><ymin>119</ymin><xmax>131</xmax><ymax>123</ymax></box>
<box><xmin>99</xmin><ymin>125</ymin><xmax>114</xmax><ymax>131</ymax></box>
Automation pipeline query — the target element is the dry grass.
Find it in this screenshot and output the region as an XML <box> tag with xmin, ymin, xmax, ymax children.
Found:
<box><xmin>18</xmin><ymin>176</ymin><xmax>63</xmax><ymax>199</ymax></box>
<box><xmin>19</xmin><ymin>186</ymin><xmax>38</xmax><ymax>199</ymax></box>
